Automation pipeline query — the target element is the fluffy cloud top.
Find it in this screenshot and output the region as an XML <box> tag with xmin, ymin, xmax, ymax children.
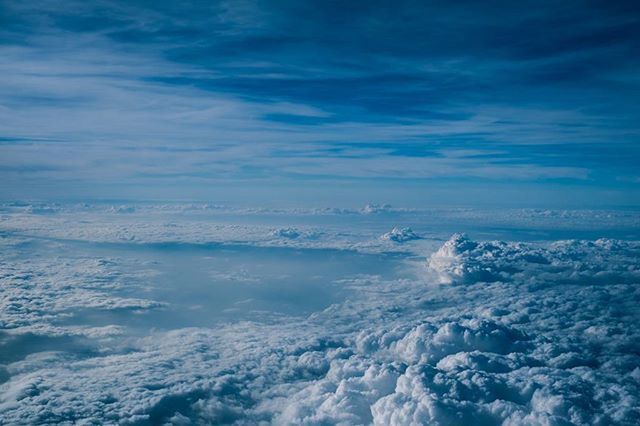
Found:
<box><xmin>380</xmin><ymin>227</ymin><xmax>420</xmax><ymax>243</ymax></box>
<box><xmin>429</xmin><ymin>233</ymin><xmax>640</xmax><ymax>285</ymax></box>
<box><xmin>1</xmin><ymin>213</ymin><xmax>639</xmax><ymax>424</ymax></box>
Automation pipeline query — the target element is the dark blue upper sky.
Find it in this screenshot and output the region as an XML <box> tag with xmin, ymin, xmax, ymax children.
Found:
<box><xmin>1</xmin><ymin>0</ymin><xmax>639</xmax><ymax>206</ymax></box>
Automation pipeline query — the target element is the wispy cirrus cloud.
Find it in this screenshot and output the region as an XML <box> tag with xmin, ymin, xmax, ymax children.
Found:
<box><xmin>0</xmin><ymin>0</ymin><xmax>639</xmax><ymax>204</ymax></box>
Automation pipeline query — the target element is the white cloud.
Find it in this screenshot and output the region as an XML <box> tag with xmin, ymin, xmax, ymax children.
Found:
<box><xmin>1</xmin><ymin>227</ymin><xmax>639</xmax><ymax>424</ymax></box>
<box><xmin>429</xmin><ymin>233</ymin><xmax>640</xmax><ymax>285</ymax></box>
<box><xmin>0</xmin><ymin>236</ymin><xmax>164</xmax><ymax>337</ymax></box>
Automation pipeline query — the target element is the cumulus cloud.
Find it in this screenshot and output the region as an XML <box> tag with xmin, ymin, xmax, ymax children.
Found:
<box><xmin>380</xmin><ymin>227</ymin><xmax>420</xmax><ymax>243</ymax></box>
<box><xmin>1</xmin><ymin>217</ymin><xmax>639</xmax><ymax>424</ymax></box>
<box><xmin>429</xmin><ymin>233</ymin><xmax>640</xmax><ymax>285</ymax></box>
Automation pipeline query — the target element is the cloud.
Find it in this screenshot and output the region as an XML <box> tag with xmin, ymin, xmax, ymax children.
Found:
<box><xmin>1</xmin><ymin>0</ymin><xmax>639</xmax><ymax>199</ymax></box>
<box><xmin>380</xmin><ymin>227</ymin><xmax>420</xmax><ymax>243</ymax></box>
<box><xmin>1</xmin><ymin>227</ymin><xmax>639</xmax><ymax>424</ymax></box>
<box><xmin>429</xmin><ymin>233</ymin><xmax>640</xmax><ymax>285</ymax></box>
<box><xmin>0</xmin><ymin>236</ymin><xmax>164</xmax><ymax>337</ymax></box>
<box><xmin>2</xmin><ymin>202</ymin><xmax>640</xmax><ymax>253</ymax></box>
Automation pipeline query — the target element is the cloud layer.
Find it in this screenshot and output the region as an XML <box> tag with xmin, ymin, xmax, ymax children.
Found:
<box><xmin>1</xmin><ymin>218</ymin><xmax>638</xmax><ymax>424</ymax></box>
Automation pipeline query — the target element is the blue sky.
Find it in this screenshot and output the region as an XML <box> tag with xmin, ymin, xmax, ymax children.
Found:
<box><xmin>1</xmin><ymin>0</ymin><xmax>639</xmax><ymax>207</ymax></box>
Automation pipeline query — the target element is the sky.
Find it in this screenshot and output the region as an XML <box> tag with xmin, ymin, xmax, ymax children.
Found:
<box><xmin>0</xmin><ymin>0</ymin><xmax>639</xmax><ymax>207</ymax></box>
